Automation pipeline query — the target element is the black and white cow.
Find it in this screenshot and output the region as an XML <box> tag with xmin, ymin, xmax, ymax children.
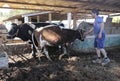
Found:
<box><xmin>34</xmin><ymin>25</ymin><xmax>85</xmax><ymax>61</ymax></box>
<box><xmin>7</xmin><ymin>22</ymin><xmax>60</xmax><ymax>59</ymax></box>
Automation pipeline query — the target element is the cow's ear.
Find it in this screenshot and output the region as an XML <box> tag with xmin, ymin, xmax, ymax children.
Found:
<box><xmin>28</xmin><ymin>30</ymin><xmax>32</xmax><ymax>35</ymax></box>
<box><xmin>12</xmin><ymin>23</ymin><xmax>18</xmax><ymax>28</ymax></box>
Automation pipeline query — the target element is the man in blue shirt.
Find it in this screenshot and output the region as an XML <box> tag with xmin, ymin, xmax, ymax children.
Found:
<box><xmin>84</xmin><ymin>9</ymin><xmax>110</xmax><ymax>66</ymax></box>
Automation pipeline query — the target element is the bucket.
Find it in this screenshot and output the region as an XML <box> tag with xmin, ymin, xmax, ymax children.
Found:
<box><xmin>0</xmin><ymin>52</ymin><xmax>9</xmax><ymax>69</ymax></box>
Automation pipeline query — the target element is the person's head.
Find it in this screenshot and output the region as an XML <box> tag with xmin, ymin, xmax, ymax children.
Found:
<box><xmin>91</xmin><ymin>9</ymin><xmax>99</xmax><ymax>18</ymax></box>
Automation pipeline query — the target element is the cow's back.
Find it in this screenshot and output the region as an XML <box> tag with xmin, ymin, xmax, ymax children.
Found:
<box><xmin>32</xmin><ymin>22</ymin><xmax>53</xmax><ymax>28</ymax></box>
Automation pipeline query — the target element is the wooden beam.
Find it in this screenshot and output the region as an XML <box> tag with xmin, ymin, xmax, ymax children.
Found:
<box><xmin>0</xmin><ymin>0</ymin><xmax>77</xmax><ymax>9</ymax></box>
<box><xmin>48</xmin><ymin>13</ymin><xmax>52</xmax><ymax>23</ymax></box>
<box><xmin>0</xmin><ymin>0</ymin><xmax>77</xmax><ymax>12</ymax></box>
<box><xmin>75</xmin><ymin>1</ymin><xmax>120</xmax><ymax>13</ymax></box>
<box><xmin>24</xmin><ymin>16</ymin><xmax>29</xmax><ymax>23</ymax></box>
<box><xmin>0</xmin><ymin>7</ymin><xmax>53</xmax><ymax>11</ymax></box>
<box><xmin>0</xmin><ymin>5</ymin><xmax>75</xmax><ymax>13</ymax></box>
<box><xmin>37</xmin><ymin>16</ymin><xmax>40</xmax><ymax>23</ymax></box>
<box><xmin>0</xmin><ymin>0</ymin><xmax>120</xmax><ymax>13</ymax></box>
<box><xmin>67</xmin><ymin>13</ymin><xmax>72</xmax><ymax>29</ymax></box>
<box><xmin>29</xmin><ymin>17</ymin><xmax>31</xmax><ymax>22</ymax></box>
<box><xmin>73</xmin><ymin>12</ymin><xmax>77</xmax><ymax>30</ymax></box>
<box><xmin>22</xmin><ymin>11</ymin><xmax>53</xmax><ymax>17</ymax></box>
<box><xmin>109</xmin><ymin>13</ymin><xmax>120</xmax><ymax>17</ymax></box>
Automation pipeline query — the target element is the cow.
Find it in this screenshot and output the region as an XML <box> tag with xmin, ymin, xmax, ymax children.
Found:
<box><xmin>34</xmin><ymin>25</ymin><xmax>85</xmax><ymax>61</ymax></box>
<box><xmin>7</xmin><ymin>22</ymin><xmax>61</xmax><ymax>59</ymax></box>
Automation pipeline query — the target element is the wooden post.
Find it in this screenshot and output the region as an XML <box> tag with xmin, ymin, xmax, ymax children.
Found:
<box><xmin>24</xmin><ymin>16</ymin><xmax>29</xmax><ymax>23</ymax></box>
<box><xmin>48</xmin><ymin>13</ymin><xmax>52</xmax><ymax>23</ymax></box>
<box><xmin>37</xmin><ymin>16</ymin><xmax>40</xmax><ymax>23</ymax></box>
<box><xmin>14</xmin><ymin>19</ymin><xmax>18</xmax><ymax>24</ymax></box>
<box><xmin>67</xmin><ymin>12</ymin><xmax>72</xmax><ymax>29</ymax></box>
<box><xmin>73</xmin><ymin>12</ymin><xmax>77</xmax><ymax>30</ymax></box>
<box><xmin>29</xmin><ymin>17</ymin><xmax>31</xmax><ymax>22</ymax></box>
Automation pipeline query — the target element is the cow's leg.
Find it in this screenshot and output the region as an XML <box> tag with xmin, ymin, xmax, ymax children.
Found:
<box><xmin>32</xmin><ymin>44</ymin><xmax>43</xmax><ymax>61</ymax></box>
<box><xmin>43</xmin><ymin>46</ymin><xmax>52</xmax><ymax>61</ymax></box>
<box><xmin>36</xmin><ymin>49</ymin><xmax>43</xmax><ymax>61</ymax></box>
<box><xmin>38</xmin><ymin>35</ymin><xmax>52</xmax><ymax>61</ymax></box>
<box><xmin>59</xmin><ymin>45</ymin><xmax>67</xmax><ymax>60</ymax></box>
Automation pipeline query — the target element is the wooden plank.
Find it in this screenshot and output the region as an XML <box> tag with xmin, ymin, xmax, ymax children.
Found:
<box><xmin>0</xmin><ymin>1</ymin><xmax>76</xmax><ymax>12</ymax></box>
<box><xmin>48</xmin><ymin>13</ymin><xmax>52</xmax><ymax>23</ymax></box>
<box><xmin>73</xmin><ymin>12</ymin><xmax>77</xmax><ymax>30</ymax></box>
<box><xmin>0</xmin><ymin>0</ymin><xmax>77</xmax><ymax>9</ymax></box>
<box><xmin>0</xmin><ymin>0</ymin><xmax>120</xmax><ymax>13</ymax></box>
<box><xmin>37</xmin><ymin>16</ymin><xmax>40</xmax><ymax>23</ymax></box>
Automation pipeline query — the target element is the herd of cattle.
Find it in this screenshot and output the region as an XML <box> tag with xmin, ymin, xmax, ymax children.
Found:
<box><xmin>7</xmin><ymin>22</ymin><xmax>85</xmax><ymax>61</ymax></box>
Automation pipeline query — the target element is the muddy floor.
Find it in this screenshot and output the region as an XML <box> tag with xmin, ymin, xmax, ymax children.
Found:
<box><xmin>0</xmin><ymin>44</ymin><xmax>120</xmax><ymax>81</ymax></box>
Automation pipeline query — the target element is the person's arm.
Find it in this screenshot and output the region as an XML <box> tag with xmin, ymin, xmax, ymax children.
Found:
<box><xmin>98</xmin><ymin>22</ymin><xmax>104</xmax><ymax>38</ymax></box>
<box><xmin>84</xmin><ymin>27</ymin><xmax>94</xmax><ymax>35</ymax></box>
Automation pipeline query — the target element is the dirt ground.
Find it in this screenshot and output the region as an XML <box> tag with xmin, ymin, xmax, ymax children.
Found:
<box><xmin>0</xmin><ymin>44</ymin><xmax>120</xmax><ymax>81</ymax></box>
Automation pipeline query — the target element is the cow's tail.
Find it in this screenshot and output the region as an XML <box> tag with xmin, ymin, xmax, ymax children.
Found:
<box><xmin>32</xmin><ymin>32</ymin><xmax>42</xmax><ymax>61</ymax></box>
<box><xmin>32</xmin><ymin>33</ymin><xmax>38</xmax><ymax>50</ymax></box>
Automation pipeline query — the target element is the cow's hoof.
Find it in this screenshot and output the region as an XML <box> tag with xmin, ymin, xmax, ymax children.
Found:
<box><xmin>35</xmin><ymin>57</ymin><xmax>41</xmax><ymax>63</ymax></box>
<box><xmin>31</xmin><ymin>55</ymin><xmax>41</xmax><ymax>63</ymax></box>
<box><xmin>32</xmin><ymin>54</ymin><xmax>36</xmax><ymax>58</ymax></box>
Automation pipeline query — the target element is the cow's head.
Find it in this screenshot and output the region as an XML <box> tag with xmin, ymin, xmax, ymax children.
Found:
<box><xmin>7</xmin><ymin>23</ymin><xmax>19</xmax><ymax>39</ymax></box>
<box><xmin>77</xmin><ymin>29</ymin><xmax>86</xmax><ymax>41</ymax></box>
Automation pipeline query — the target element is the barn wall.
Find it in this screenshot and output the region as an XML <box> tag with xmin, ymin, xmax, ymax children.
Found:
<box><xmin>72</xmin><ymin>34</ymin><xmax>120</xmax><ymax>52</ymax></box>
<box><xmin>105</xmin><ymin>18</ymin><xmax>120</xmax><ymax>34</ymax></box>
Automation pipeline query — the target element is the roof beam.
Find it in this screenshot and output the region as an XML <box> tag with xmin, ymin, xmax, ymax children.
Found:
<box><xmin>22</xmin><ymin>11</ymin><xmax>53</xmax><ymax>17</ymax></box>
<box><xmin>0</xmin><ymin>0</ymin><xmax>77</xmax><ymax>9</ymax></box>
<box><xmin>0</xmin><ymin>0</ymin><xmax>120</xmax><ymax>13</ymax></box>
<box><xmin>76</xmin><ymin>2</ymin><xmax>120</xmax><ymax>13</ymax></box>
<box><xmin>0</xmin><ymin>1</ymin><xmax>76</xmax><ymax>12</ymax></box>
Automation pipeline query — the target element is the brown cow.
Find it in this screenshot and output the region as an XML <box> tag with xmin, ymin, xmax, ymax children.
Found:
<box><xmin>34</xmin><ymin>25</ymin><xmax>84</xmax><ymax>61</ymax></box>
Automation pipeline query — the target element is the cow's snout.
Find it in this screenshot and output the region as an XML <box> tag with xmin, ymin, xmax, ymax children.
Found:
<box><xmin>81</xmin><ymin>38</ymin><xmax>84</xmax><ymax>41</ymax></box>
<box><xmin>6</xmin><ymin>35</ymin><xmax>13</xmax><ymax>39</ymax></box>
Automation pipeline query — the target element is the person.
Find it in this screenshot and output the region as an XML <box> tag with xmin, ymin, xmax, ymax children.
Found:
<box><xmin>84</xmin><ymin>9</ymin><xmax>110</xmax><ymax>66</ymax></box>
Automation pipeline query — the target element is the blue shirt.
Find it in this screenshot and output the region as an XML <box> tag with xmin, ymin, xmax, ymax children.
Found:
<box><xmin>94</xmin><ymin>16</ymin><xmax>105</xmax><ymax>37</ymax></box>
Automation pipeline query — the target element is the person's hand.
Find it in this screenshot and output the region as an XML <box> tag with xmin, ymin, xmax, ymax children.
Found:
<box><xmin>98</xmin><ymin>33</ymin><xmax>102</xmax><ymax>39</ymax></box>
<box><xmin>83</xmin><ymin>32</ymin><xmax>87</xmax><ymax>37</ymax></box>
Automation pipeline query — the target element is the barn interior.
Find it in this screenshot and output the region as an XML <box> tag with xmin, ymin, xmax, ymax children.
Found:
<box><xmin>0</xmin><ymin>0</ymin><xmax>120</xmax><ymax>81</ymax></box>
